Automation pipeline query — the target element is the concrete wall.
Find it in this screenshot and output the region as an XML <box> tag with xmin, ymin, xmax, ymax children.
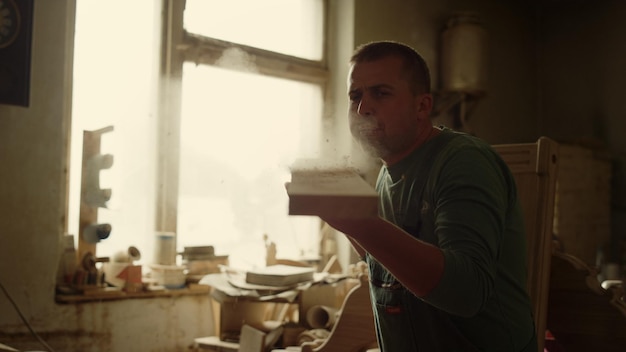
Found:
<box><xmin>539</xmin><ymin>0</ymin><xmax>626</xmax><ymax>251</ymax></box>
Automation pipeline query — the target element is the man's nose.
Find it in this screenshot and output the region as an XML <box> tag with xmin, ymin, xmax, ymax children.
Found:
<box><xmin>357</xmin><ymin>96</ymin><xmax>373</xmax><ymax>116</ymax></box>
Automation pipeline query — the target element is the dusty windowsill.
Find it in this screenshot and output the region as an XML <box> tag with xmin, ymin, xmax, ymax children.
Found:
<box><xmin>54</xmin><ymin>283</ymin><xmax>211</xmax><ymax>304</ymax></box>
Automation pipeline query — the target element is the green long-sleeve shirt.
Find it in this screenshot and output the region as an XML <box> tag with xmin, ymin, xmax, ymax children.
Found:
<box><xmin>368</xmin><ymin>128</ymin><xmax>537</xmax><ymax>352</ymax></box>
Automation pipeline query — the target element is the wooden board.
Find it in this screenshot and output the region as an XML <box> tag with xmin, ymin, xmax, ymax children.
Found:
<box><xmin>285</xmin><ymin>168</ymin><xmax>378</xmax><ymax>218</ymax></box>
<box><xmin>246</xmin><ymin>265</ymin><xmax>315</xmax><ymax>287</ymax></box>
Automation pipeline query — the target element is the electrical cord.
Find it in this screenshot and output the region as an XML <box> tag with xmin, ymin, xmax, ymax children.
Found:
<box><xmin>0</xmin><ymin>280</ymin><xmax>56</xmax><ymax>352</ymax></box>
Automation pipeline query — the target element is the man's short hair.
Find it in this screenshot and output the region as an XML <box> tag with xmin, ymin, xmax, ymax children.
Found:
<box><xmin>350</xmin><ymin>41</ymin><xmax>431</xmax><ymax>95</ymax></box>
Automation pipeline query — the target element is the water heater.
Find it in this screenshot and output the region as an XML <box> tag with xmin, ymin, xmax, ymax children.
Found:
<box><xmin>440</xmin><ymin>12</ymin><xmax>488</xmax><ymax>95</ymax></box>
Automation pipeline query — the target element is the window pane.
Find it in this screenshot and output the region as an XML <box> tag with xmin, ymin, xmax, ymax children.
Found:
<box><xmin>70</xmin><ymin>0</ymin><xmax>160</xmax><ymax>260</ymax></box>
<box><xmin>178</xmin><ymin>63</ymin><xmax>323</xmax><ymax>269</ymax></box>
<box><xmin>184</xmin><ymin>0</ymin><xmax>324</xmax><ymax>60</ymax></box>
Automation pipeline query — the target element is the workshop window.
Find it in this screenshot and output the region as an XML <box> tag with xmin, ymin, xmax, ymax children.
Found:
<box><xmin>68</xmin><ymin>0</ymin><xmax>161</xmax><ymax>262</ymax></box>
<box><xmin>69</xmin><ymin>0</ymin><xmax>328</xmax><ymax>269</ymax></box>
<box><xmin>176</xmin><ymin>0</ymin><xmax>327</xmax><ymax>268</ymax></box>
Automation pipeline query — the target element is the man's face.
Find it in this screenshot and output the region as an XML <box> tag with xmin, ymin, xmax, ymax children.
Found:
<box><xmin>347</xmin><ymin>56</ymin><xmax>429</xmax><ymax>163</ymax></box>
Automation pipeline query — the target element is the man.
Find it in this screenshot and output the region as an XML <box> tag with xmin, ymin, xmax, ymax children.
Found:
<box><xmin>322</xmin><ymin>41</ymin><xmax>538</xmax><ymax>351</ymax></box>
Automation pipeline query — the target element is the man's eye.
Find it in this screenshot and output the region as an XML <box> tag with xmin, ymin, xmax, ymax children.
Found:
<box><xmin>374</xmin><ymin>90</ymin><xmax>390</xmax><ymax>97</ymax></box>
<box><xmin>349</xmin><ymin>94</ymin><xmax>361</xmax><ymax>102</ymax></box>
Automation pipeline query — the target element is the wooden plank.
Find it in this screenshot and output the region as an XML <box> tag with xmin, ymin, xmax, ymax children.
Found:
<box><xmin>78</xmin><ymin>126</ymin><xmax>114</xmax><ymax>263</ymax></box>
<box><xmin>286</xmin><ymin>168</ymin><xmax>378</xmax><ymax>218</ymax></box>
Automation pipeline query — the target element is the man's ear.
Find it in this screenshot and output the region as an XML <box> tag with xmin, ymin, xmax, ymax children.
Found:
<box><xmin>416</xmin><ymin>93</ymin><xmax>433</xmax><ymax>116</ymax></box>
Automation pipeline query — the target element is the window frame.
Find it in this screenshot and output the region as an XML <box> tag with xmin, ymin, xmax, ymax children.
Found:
<box><xmin>156</xmin><ymin>0</ymin><xmax>330</xmax><ymax>242</ymax></box>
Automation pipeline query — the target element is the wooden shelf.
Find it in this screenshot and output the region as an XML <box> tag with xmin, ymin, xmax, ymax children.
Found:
<box><xmin>55</xmin><ymin>284</ymin><xmax>210</xmax><ymax>304</ymax></box>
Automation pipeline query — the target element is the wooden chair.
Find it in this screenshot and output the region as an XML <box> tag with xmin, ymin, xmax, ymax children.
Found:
<box><xmin>493</xmin><ymin>136</ymin><xmax>560</xmax><ymax>352</ymax></box>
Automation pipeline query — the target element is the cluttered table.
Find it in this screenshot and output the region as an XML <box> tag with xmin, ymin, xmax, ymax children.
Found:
<box><xmin>199</xmin><ymin>265</ymin><xmax>321</xmax><ymax>303</ymax></box>
<box><xmin>193</xmin><ymin>265</ymin><xmax>360</xmax><ymax>351</ymax></box>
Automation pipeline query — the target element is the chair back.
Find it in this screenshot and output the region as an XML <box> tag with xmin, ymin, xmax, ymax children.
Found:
<box><xmin>493</xmin><ymin>137</ymin><xmax>559</xmax><ymax>352</ymax></box>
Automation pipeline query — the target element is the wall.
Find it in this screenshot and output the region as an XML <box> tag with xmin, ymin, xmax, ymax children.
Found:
<box><xmin>353</xmin><ymin>0</ymin><xmax>539</xmax><ymax>144</ymax></box>
<box><xmin>539</xmin><ymin>0</ymin><xmax>626</xmax><ymax>255</ymax></box>
<box><xmin>0</xmin><ymin>1</ymin><xmax>214</xmax><ymax>351</ymax></box>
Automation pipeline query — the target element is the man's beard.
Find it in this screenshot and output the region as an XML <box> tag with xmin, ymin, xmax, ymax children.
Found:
<box><xmin>355</xmin><ymin>135</ymin><xmax>391</xmax><ymax>160</ymax></box>
<box><xmin>350</xmin><ymin>119</ymin><xmax>390</xmax><ymax>159</ymax></box>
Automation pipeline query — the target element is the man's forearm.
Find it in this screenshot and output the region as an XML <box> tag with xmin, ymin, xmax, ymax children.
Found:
<box><xmin>323</xmin><ymin>216</ymin><xmax>444</xmax><ymax>297</ymax></box>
